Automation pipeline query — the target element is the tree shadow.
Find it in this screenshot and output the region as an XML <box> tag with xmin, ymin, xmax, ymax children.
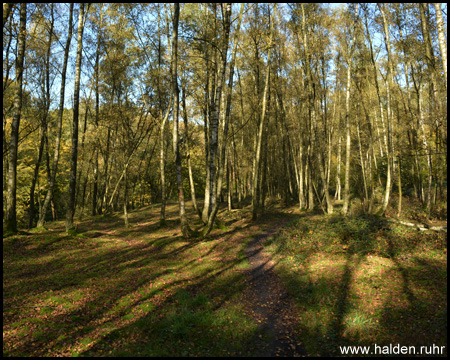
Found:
<box><xmin>3</xmin><ymin>203</ymin><xmax>275</xmax><ymax>356</ymax></box>
<box><xmin>4</xmin><ymin>204</ymin><xmax>446</xmax><ymax>357</ymax></box>
<box><xmin>264</xmin><ymin>212</ymin><xmax>447</xmax><ymax>356</ymax></box>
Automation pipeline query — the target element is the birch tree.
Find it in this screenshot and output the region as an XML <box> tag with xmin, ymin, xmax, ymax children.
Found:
<box><xmin>342</xmin><ymin>4</ymin><xmax>359</xmax><ymax>216</ymax></box>
<box><xmin>5</xmin><ymin>3</ymin><xmax>26</xmax><ymax>233</ymax></box>
<box><xmin>172</xmin><ymin>3</ymin><xmax>191</xmax><ymax>238</ymax></box>
<box><xmin>66</xmin><ymin>3</ymin><xmax>86</xmax><ymax>232</ymax></box>
<box><xmin>38</xmin><ymin>4</ymin><xmax>74</xmax><ymax>227</ymax></box>
<box><xmin>204</xmin><ymin>3</ymin><xmax>244</xmax><ymax>235</ymax></box>
<box><xmin>252</xmin><ymin>3</ymin><xmax>276</xmax><ymax>220</ymax></box>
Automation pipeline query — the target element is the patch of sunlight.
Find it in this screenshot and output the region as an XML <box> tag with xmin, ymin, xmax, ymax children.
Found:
<box><xmin>25</xmin><ymin>254</ymin><xmax>58</xmax><ymax>265</ymax></box>
<box><xmin>343</xmin><ymin>310</ymin><xmax>378</xmax><ymax>339</ymax></box>
<box><xmin>355</xmin><ymin>256</ymin><xmax>395</xmax><ymax>277</ymax></box>
<box><xmin>308</xmin><ymin>257</ymin><xmax>347</xmax><ymax>274</ymax></box>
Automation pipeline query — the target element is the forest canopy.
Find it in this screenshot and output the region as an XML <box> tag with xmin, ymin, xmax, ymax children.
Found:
<box><xmin>3</xmin><ymin>3</ymin><xmax>447</xmax><ymax>235</ymax></box>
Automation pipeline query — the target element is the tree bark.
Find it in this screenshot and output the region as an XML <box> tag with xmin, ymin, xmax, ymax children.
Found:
<box><xmin>172</xmin><ymin>3</ymin><xmax>191</xmax><ymax>238</ymax></box>
<box><xmin>204</xmin><ymin>3</ymin><xmax>242</xmax><ymax>235</ymax></box>
<box><xmin>341</xmin><ymin>4</ymin><xmax>359</xmax><ymax>216</ymax></box>
<box><xmin>29</xmin><ymin>26</ymin><xmax>53</xmax><ymax>229</ymax></box>
<box><xmin>182</xmin><ymin>85</ymin><xmax>201</xmax><ymax>218</ymax></box>
<box><xmin>123</xmin><ymin>164</ymin><xmax>129</xmax><ymax>228</ymax></box>
<box><xmin>159</xmin><ymin>4</ymin><xmax>173</xmax><ymax>227</ymax></box>
<box><xmin>92</xmin><ymin>9</ymin><xmax>102</xmax><ymax>216</ymax></box>
<box><xmin>5</xmin><ymin>2</ymin><xmax>26</xmax><ymax>233</ymax></box>
<box><xmin>252</xmin><ymin>4</ymin><xmax>276</xmax><ymax>220</ymax></box>
<box><xmin>378</xmin><ymin>3</ymin><xmax>394</xmax><ymax>216</ymax></box>
<box><xmin>66</xmin><ymin>3</ymin><xmax>85</xmax><ymax>232</ymax></box>
<box><xmin>206</xmin><ymin>3</ymin><xmax>232</xmax><ymax>226</ymax></box>
<box><xmin>342</xmin><ymin>58</ymin><xmax>352</xmax><ymax>215</ymax></box>
<box><xmin>433</xmin><ymin>3</ymin><xmax>447</xmax><ymax>87</ymax></box>
<box><xmin>38</xmin><ymin>4</ymin><xmax>74</xmax><ymax>227</ymax></box>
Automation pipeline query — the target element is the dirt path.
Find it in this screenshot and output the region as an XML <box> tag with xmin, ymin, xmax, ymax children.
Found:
<box><xmin>241</xmin><ymin>221</ymin><xmax>307</xmax><ymax>357</ymax></box>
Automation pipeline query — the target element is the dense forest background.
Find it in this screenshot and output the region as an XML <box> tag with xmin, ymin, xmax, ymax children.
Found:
<box><xmin>3</xmin><ymin>3</ymin><xmax>447</xmax><ymax>235</ymax></box>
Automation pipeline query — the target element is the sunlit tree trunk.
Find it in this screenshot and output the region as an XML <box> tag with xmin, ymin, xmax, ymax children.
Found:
<box><xmin>207</xmin><ymin>3</ymin><xmax>232</xmax><ymax>227</ymax></box>
<box><xmin>91</xmin><ymin>7</ymin><xmax>103</xmax><ymax>216</ymax></box>
<box><xmin>38</xmin><ymin>4</ymin><xmax>74</xmax><ymax>227</ymax></box>
<box><xmin>201</xmin><ymin>5</ymin><xmax>212</xmax><ymax>224</ymax></box>
<box><xmin>159</xmin><ymin>4</ymin><xmax>173</xmax><ymax>227</ymax></box>
<box><xmin>204</xmin><ymin>3</ymin><xmax>238</xmax><ymax>235</ymax></box>
<box><xmin>412</xmin><ymin>74</ymin><xmax>433</xmax><ymax>216</ymax></box>
<box><xmin>252</xmin><ymin>4</ymin><xmax>276</xmax><ymax>220</ymax></box>
<box><xmin>5</xmin><ymin>2</ymin><xmax>26</xmax><ymax>233</ymax></box>
<box><xmin>378</xmin><ymin>4</ymin><xmax>394</xmax><ymax>216</ymax></box>
<box><xmin>28</xmin><ymin>5</ymin><xmax>54</xmax><ymax>228</ymax></box>
<box><xmin>3</xmin><ymin>18</ymin><xmax>14</xmax><ymax>212</ymax></box>
<box><xmin>182</xmin><ymin>84</ymin><xmax>201</xmax><ymax>217</ymax></box>
<box><xmin>172</xmin><ymin>3</ymin><xmax>191</xmax><ymax>238</ymax></box>
<box><xmin>123</xmin><ymin>164</ymin><xmax>129</xmax><ymax>228</ymax></box>
<box><xmin>342</xmin><ymin>59</ymin><xmax>352</xmax><ymax>215</ymax></box>
<box><xmin>433</xmin><ymin>3</ymin><xmax>447</xmax><ymax>87</ymax></box>
<box><xmin>66</xmin><ymin>3</ymin><xmax>85</xmax><ymax>232</ymax></box>
<box><xmin>395</xmin><ymin>4</ymin><xmax>423</xmax><ymax>205</ymax></box>
<box><xmin>333</xmin><ymin>66</ymin><xmax>342</xmax><ymax>201</ymax></box>
<box><xmin>419</xmin><ymin>3</ymin><xmax>443</xmax><ymax>214</ymax></box>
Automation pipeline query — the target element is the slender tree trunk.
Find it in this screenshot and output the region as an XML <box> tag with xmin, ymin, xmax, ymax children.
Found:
<box><xmin>419</xmin><ymin>3</ymin><xmax>442</xmax><ymax>215</ymax></box>
<box><xmin>252</xmin><ymin>4</ymin><xmax>276</xmax><ymax>220</ymax></box>
<box><xmin>75</xmin><ymin>94</ymin><xmax>91</xmax><ymax>214</ymax></box>
<box><xmin>378</xmin><ymin>3</ymin><xmax>394</xmax><ymax>216</ymax></box>
<box><xmin>207</xmin><ymin>3</ymin><xmax>232</xmax><ymax>226</ymax></box>
<box><xmin>92</xmin><ymin>9</ymin><xmax>102</xmax><ymax>216</ymax></box>
<box><xmin>342</xmin><ymin>5</ymin><xmax>359</xmax><ymax>216</ymax></box>
<box><xmin>433</xmin><ymin>3</ymin><xmax>447</xmax><ymax>88</ymax></box>
<box><xmin>29</xmin><ymin>5</ymin><xmax>54</xmax><ymax>228</ymax></box>
<box><xmin>123</xmin><ymin>164</ymin><xmax>129</xmax><ymax>228</ymax></box>
<box><xmin>172</xmin><ymin>3</ymin><xmax>191</xmax><ymax>238</ymax></box>
<box><xmin>3</xmin><ymin>19</ymin><xmax>13</xmax><ymax>217</ymax></box>
<box><xmin>342</xmin><ymin>60</ymin><xmax>352</xmax><ymax>215</ymax></box>
<box><xmin>356</xmin><ymin>115</ymin><xmax>368</xmax><ymax>202</ymax></box>
<box><xmin>203</xmin><ymin>3</ymin><xmax>239</xmax><ymax>235</ymax></box>
<box><xmin>202</xmin><ymin>5</ymin><xmax>217</xmax><ymax>223</ymax></box>
<box><xmin>201</xmin><ymin>57</ymin><xmax>211</xmax><ymax>223</ymax></box>
<box><xmin>335</xmin><ymin>130</ymin><xmax>342</xmax><ymax>200</ymax></box>
<box><xmin>98</xmin><ymin>124</ymin><xmax>111</xmax><ymax>215</ymax></box>
<box><xmin>66</xmin><ymin>3</ymin><xmax>85</xmax><ymax>232</ymax></box>
<box><xmin>230</xmin><ymin>123</ymin><xmax>242</xmax><ymax>208</ymax></box>
<box><xmin>334</xmin><ymin>74</ymin><xmax>342</xmax><ymax>201</ymax></box>
<box><xmin>395</xmin><ymin>5</ymin><xmax>423</xmax><ymax>205</ymax></box>
<box><xmin>159</xmin><ymin>93</ymin><xmax>172</xmax><ymax>226</ymax></box>
<box><xmin>38</xmin><ymin>4</ymin><xmax>74</xmax><ymax>227</ymax></box>
<box><xmin>414</xmin><ymin>76</ymin><xmax>433</xmax><ymax>215</ymax></box>
<box><xmin>29</xmin><ymin>65</ymin><xmax>51</xmax><ymax>228</ymax></box>
<box><xmin>298</xmin><ymin>140</ymin><xmax>305</xmax><ymax>208</ymax></box>
<box><xmin>227</xmin><ymin>153</ymin><xmax>232</xmax><ymax>211</ymax></box>
<box><xmin>159</xmin><ymin>5</ymin><xmax>173</xmax><ymax>226</ymax></box>
<box><xmin>5</xmin><ymin>3</ymin><xmax>26</xmax><ymax>233</ymax></box>
<box><xmin>182</xmin><ymin>85</ymin><xmax>201</xmax><ymax>217</ymax></box>
<box><xmin>28</xmin><ymin>121</ymin><xmax>46</xmax><ymax>229</ymax></box>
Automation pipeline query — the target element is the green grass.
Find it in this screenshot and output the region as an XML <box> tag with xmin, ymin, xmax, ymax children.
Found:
<box><xmin>3</xmin><ymin>202</ymin><xmax>259</xmax><ymax>357</ymax></box>
<box><xmin>4</xmin><ymin>201</ymin><xmax>446</xmax><ymax>357</ymax></box>
<box><xmin>264</xmin><ymin>212</ymin><xmax>447</xmax><ymax>356</ymax></box>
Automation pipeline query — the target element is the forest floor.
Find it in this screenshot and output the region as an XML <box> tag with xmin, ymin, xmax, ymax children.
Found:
<box><xmin>3</xmin><ymin>198</ymin><xmax>447</xmax><ymax>357</ymax></box>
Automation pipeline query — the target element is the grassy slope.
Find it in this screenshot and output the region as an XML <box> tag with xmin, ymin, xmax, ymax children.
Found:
<box><xmin>3</xmin><ymin>202</ymin><xmax>262</xmax><ymax>356</ymax></box>
<box><xmin>3</xmin><ymin>199</ymin><xmax>447</xmax><ymax>357</ymax></box>
<box><xmin>264</xmin><ymin>209</ymin><xmax>447</xmax><ymax>357</ymax></box>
